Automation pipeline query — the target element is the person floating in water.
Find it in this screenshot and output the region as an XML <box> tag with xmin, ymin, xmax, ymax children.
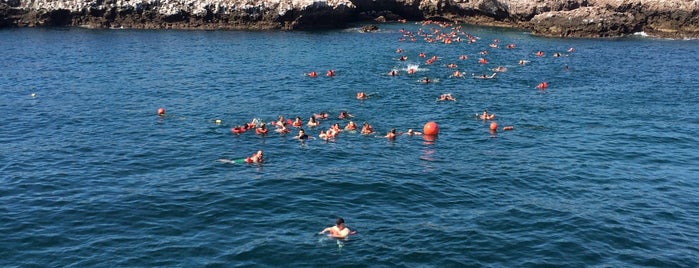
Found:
<box><xmin>473</xmin><ymin>73</ymin><xmax>496</xmax><ymax>79</ymax></box>
<box><xmin>361</xmin><ymin>122</ymin><xmax>374</xmax><ymax>135</ymax></box>
<box><xmin>344</xmin><ymin>121</ymin><xmax>358</xmax><ymax>131</ymax></box>
<box><xmin>339</xmin><ymin>111</ymin><xmax>353</xmax><ymax>119</ymax></box>
<box><xmin>307</xmin><ymin>116</ymin><xmax>320</xmax><ymax>127</ymax></box>
<box><xmin>437</xmin><ymin>93</ymin><xmax>455</xmax><ymax>101</ymax></box>
<box><xmin>295</xmin><ymin>128</ymin><xmax>309</xmax><ymax>140</ymax></box>
<box><xmin>478</xmin><ymin>110</ymin><xmax>495</xmax><ymax>120</ymax></box>
<box><xmin>314</xmin><ymin>112</ymin><xmax>329</xmax><ymax>120</ymax></box>
<box><xmin>492</xmin><ymin>66</ymin><xmax>508</xmax><ymax>72</ymax></box>
<box><xmin>406</xmin><ymin>129</ymin><xmax>422</xmax><ymax>136</ymax></box>
<box><xmin>385</xmin><ymin>128</ymin><xmax>397</xmax><ymax>140</ymax></box>
<box><xmin>245</xmin><ymin>150</ymin><xmax>264</xmax><ymax>163</ymax></box>
<box><xmin>319</xmin><ymin>217</ymin><xmax>355</xmax><ymax>239</ymax></box>
<box><xmin>356</xmin><ymin>92</ymin><xmax>368</xmax><ymax>100</ymax></box>
<box><xmin>292</xmin><ymin>116</ymin><xmax>303</xmax><ymax>127</ymax></box>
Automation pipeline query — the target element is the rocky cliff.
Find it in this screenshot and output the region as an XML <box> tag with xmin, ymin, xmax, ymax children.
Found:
<box><xmin>1</xmin><ymin>0</ymin><xmax>697</xmax><ymax>38</ymax></box>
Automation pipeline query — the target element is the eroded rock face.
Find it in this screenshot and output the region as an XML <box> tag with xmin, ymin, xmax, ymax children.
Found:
<box><xmin>4</xmin><ymin>0</ymin><xmax>357</xmax><ymax>30</ymax></box>
<box><xmin>531</xmin><ymin>6</ymin><xmax>637</xmax><ymax>38</ymax></box>
<box><xmin>1</xmin><ymin>0</ymin><xmax>697</xmax><ymax>38</ymax></box>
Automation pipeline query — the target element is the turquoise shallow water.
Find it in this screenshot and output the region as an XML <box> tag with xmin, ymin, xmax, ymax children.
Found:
<box><xmin>1</xmin><ymin>24</ymin><xmax>698</xmax><ymax>266</ymax></box>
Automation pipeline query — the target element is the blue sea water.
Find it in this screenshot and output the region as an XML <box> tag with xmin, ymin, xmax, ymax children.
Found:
<box><xmin>1</xmin><ymin>24</ymin><xmax>698</xmax><ymax>267</ymax></box>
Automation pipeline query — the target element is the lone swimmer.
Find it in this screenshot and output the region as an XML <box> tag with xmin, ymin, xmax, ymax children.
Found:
<box><xmin>245</xmin><ymin>150</ymin><xmax>264</xmax><ymax>163</ymax></box>
<box><xmin>319</xmin><ymin>217</ymin><xmax>355</xmax><ymax>239</ymax></box>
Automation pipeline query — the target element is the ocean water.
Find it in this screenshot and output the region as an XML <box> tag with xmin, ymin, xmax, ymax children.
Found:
<box><xmin>1</xmin><ymin>24</ymin><xmax>698</xmax><ymax>267</ymax></box>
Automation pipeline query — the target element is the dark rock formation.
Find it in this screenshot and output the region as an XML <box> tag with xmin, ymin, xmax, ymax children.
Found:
<box><xmin>0</xmin><ymin>0</ymin><xmax>697</xmax><ymax>38</ymax></box>
<box><xmin>531</xmin><ymin>7</ymin><xmax>638</xmax><ymax>38</ymax></box>
<box><xmin>360</xmin><ymin>24</ymin><xmax>379</xmax><ymax>32</ymax></box>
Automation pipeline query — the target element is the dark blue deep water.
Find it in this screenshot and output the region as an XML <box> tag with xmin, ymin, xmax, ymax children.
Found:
<box><xmin>1</xmin><ymin>24</ymin><xmax>698</xmax><ymax>267</ymax></box>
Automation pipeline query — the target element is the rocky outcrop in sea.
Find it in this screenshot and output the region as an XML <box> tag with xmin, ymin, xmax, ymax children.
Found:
<box><xmin>1</xmin><ymin>0</ymin><xmax>697</xmax><ymax>38</ymax></box>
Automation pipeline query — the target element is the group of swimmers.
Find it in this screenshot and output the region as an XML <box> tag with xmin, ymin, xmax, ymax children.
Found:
<box><xmin>390</xmin><ymin>20</ymin><xmax>572</xmax><ymax>92</ymax></box>
<box><xmin>226</xmin><ymin>109</ymin><xmax>432</xmax><ymax>145</ymax></box>
<box><xmin>225</xmin><ymin>20</ymin><xmax>572</xmax><ymax>168</ymax></box>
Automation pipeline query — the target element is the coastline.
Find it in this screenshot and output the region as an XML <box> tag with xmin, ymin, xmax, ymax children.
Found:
<box><xmin>1</xmin><ymin>0</ymin><xmax>698</xmax><ymax>39</ymax></box>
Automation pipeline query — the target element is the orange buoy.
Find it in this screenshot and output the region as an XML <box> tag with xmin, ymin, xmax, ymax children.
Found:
<box><xmin>157</xmin><ymin>107</ymin><xmax>165</xmax><ymax>116</ymax></box>
<box><xmin>489</xmin><ymin>121</ymin><xmax>498</xmax><ymax>131</ymax></box>
<box><xmin>423</xmin><ymin>121</ymin><xmax>439</xmax><ymax>136</ymax></box>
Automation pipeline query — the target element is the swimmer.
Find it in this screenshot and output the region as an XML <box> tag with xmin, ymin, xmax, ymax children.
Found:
<box><xmin>437</xmin><ymin>93</ymin><xmax>455</xmax><ymax>101</ymax></box>
<box><xmin>478</xmin><ymin>110</ymin><xmax>495</xmax><ymax>120</ymax></box>
<box><xmin>388</xmin><ymin>69</ymin><xmax>398</xmax><ymax>76</ymax></box>
<box><xmin>326</xmin><ymin>69</ymin><xmax>335</xmax><ymax>77</ymax></box>
<box><xmin>356</xmin><ymin>92</ymin><xmax>368</xmax><ymax>100</ymax></box>
<box><xmin>518</xmin><ymin>59</ymin><xmax>529</xmax><ymax>65</ymax></box>
<box><xmin>535</xmin><ymin>51</ymin><xmax>544</xmax><ymax>57</ymax></box>
<box><xmin>295</xmin><ymin>128</ymin><xmax>309</xmax><ymax>140</ymax></box>
<box><xmin>247</xmin><ymin>118</ymin><xmax>261</xmax><ymax>129</ymax></box>
<box><xmin>385</xmin><ymin>128</ymin><xmax>397</xmax><ymax>140</ymax></box>
<box><xmin>255</xmin><ymin>123</ymin><xmax>269</xmax><ymax>135</ymax></box>
<box><xmin>339</xmin><ymin>111</ymin><xmax>353</xmax><ymax>119</ymax></box>
<box><xmin>231</xmin><ymin>125</ymin><xmax>247</xmax><ymax>134</ymax></box>
<box><xmin>361</xmin><ymin>122</ymin><xmax>374</xmax><ymax>135</ymax></box>
<box><xmin>420</xmin><ymin>77</ymin><xmax>431</xmax><ymax>83</ymax></box>
<box><xmin>344</xmin><ymin>121</ymin><xmax>358</xmax><ymax>131</ymax></box>
<box><xmin>492</xmin><ymin>66</ymin><xmax>508</xmax><ymax>72</ymax></box>
<box><xmin>275</xmin><ymin>122</ymin><xmax>291</xmax><ymax>134</ymax></box>
<box><xmin>245</xmin><ymin>150</ymin><xmax>264</xmax><ymax>164</ymax></box>
<box><xmin>318</xmin><ymin>130</ymin><xmax>330</xmax><ymax>140</ymax></box>
<box><xmin>407</xmin><ymin>68</ymin><xmax>416</xmax><ymax>74</ymax></box>
<box><xmin>326</xmin><ymin>127</ymin><xmax>339</xmax><ymax>139</ymax></box>
<box><xmin>406</xmin><ymin>129</ymin><xmax>422</xmax><ymax>136</ymax></box>
<box><xmin>452</xmin><ymin>70</ymin><xmax>464</xmax><ymax>78</ymax></box>
<box><xmin>330</xmin><ymin>123</ymin><xmax>342</xmax><ymax>133</ymax></box>
<box><xmin>292</xmin><ymin>116</ymin><xmax>303</xmax><ymax>127</ymax></box>
<box><xmin>319</xmin><ymin>217</ymin><xmax>355</xmax><ymax>239</ymax></box>
<box><xmin>399</xmin><ymin>55</ymin><xmax>407</xmax><ymax>61</ymax></box>
<box><xmin>307</xmin><ymin>116</ymin><xmax>320</xmax><ymax>127</ymax></box>
<box><xmin>473</xmin><ymin>73</ymin><xmax>497</xmax><ymax>79</ymax></box>
<box><xmin>307</xmin><ymin>71</ymin><xmax>318</xmax><ymax>78</ymax></box>
<box><xmin>275</xmin><ymin>115</ymin><xmax>285</xmax><ymax>128</ymax></box>
<box><xmin>314</xmin><ymin>112</ymin><xmax>329</xmax><ymax>120</ymax></box>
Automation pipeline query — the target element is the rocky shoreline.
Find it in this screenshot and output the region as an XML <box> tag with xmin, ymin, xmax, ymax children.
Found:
<box><xmin>1</xmin><ymin>0</ymin><xmax>697</xmax><ymax>38</ymax></box>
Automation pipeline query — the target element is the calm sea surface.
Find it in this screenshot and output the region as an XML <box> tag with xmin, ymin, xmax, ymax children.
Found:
<box><xmin>1</xmin><ymin>24</ymin><xmax>698</xmax><ymax>267</ymax></box>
